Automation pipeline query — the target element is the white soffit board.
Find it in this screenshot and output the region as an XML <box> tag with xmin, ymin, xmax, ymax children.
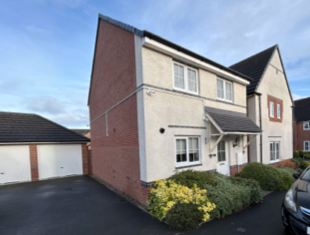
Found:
<box><xmin>37</xmin><ymin>144</ymin><xmax>82</xmax><ymax>180</ymax></box>
<box><xmin>0</xmin><ymin>145</ymin><xmax>31</xmax><ymax>184</ymax></box>
<box><xmin>142</xmin><ymin>37</ymin><xmax>250</xmax><ymax>85</ymax></box>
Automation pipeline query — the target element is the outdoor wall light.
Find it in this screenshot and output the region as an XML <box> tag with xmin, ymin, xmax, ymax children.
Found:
<box><xmin>233</xmin><ymin>137</ymin><xmax>239</xmax><ymax>148</ymax></box>
<box><xmin>146</xmin><ymin>88</ymin><xmax>156</xmax><ymax>95</ymax></box>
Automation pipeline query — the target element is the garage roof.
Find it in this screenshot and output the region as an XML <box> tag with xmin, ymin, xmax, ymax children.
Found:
<box><xmin>0</xmin><ymin>112</ymin><xmax>90</xmax><ymax>143</ymax></box>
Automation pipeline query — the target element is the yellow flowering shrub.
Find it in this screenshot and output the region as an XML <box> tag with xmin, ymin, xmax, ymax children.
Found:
<box><xmin>148</xmin><ymin>179</ymin><xmax>216</xmax><ymax>221</ymax></box>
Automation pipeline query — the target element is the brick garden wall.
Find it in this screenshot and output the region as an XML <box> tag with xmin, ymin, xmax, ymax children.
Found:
<box><xmin>89</xmin><ymin>19</ymin><xmax>150</xmax><ymax>205</ymax></box>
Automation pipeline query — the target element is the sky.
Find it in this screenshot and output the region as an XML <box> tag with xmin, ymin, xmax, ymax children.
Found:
<box><xmin>1</xmin><ymin>0</ymin><xmax>310</xmax><ymax>128</ymax></box>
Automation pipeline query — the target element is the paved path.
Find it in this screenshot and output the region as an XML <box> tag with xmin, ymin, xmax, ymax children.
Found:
<box><xmin>0</xmin><ymin>176</ymin><xmax>289</xmax><ymax>235</ymax></box>
<box><xmin>186</xmin><ymin>191</ymin><xmax>289</xmax><ymax>235</ymax></box>
<box><xmin>0</xmin><ymin>176</ymin><xmax>175</xmax><ymax>235</ymax></box>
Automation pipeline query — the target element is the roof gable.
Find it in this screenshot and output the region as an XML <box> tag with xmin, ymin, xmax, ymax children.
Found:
<box><xmin>229</xmin><ymin>45</ymin><xmax>277</xmax><ymax>94</ymax></box>
<box><xmin>88</xmin><ymin>14</ymin><xmax>253</xmax><ymax>105</ymax></box>
<box><xmin>0</xmin><ymin>112</ymin><xmax>90</xmax><ymax>143</ymax></box>
<box><xmin>294</xmin><ymin>97</ymin><xmax>310</xmax><ymax>122</ymax></box>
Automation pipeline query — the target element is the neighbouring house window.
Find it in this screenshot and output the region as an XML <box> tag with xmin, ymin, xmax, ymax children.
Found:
<box><xmin>277</xmin><ymin>104</ymin><xmax>281</xmax><ymax>119</ymax></box>
<box><xmin>270</xmin><ymin>101</ymin><xmax>274</xmax><ymax>118</ymax></box>
<box><xmin>173</xmin><ymin>62</ymin><xmax>198</xmax><ymax>94</ymax></box>
<box><xmin>217</xmin><ymin>78</ymin><xmax>233</xmax><ymax>102</ymax></box>
<box><xmin>270</xmin><ymin>142</ymin><xmax>280</xmax><ymax>161</ymax></box>
<box><xmin>304</xmin><ymin>121</ymin><xmax>310</xmax><ymax>130</ymax></box>
<box><xmin>175</xmin><ymin>137</ymin><xmax>200</xmax><ymax>166</ymax></box>
<box><xmin>304</xmin><ymin>141</ymin><xmax>310</xmax><ymax>151</ymax></box>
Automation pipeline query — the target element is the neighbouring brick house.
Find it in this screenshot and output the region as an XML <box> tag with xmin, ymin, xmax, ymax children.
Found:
<box><xmin>0</xmin><ymin>112</ymin><xmax>90</xmax><ymax>184</ymax></box>
<box><xmin>294</xmin><ymin>97</ymin><xmax>310</xmax><ymax>152</ymax></box>
<box><xmin>88</xmin><ymin>14</ymin><xmax>262</xmax><ymax>206</ymax></box>
<box><xmin>230</xmin><ymin>45</ymin><xmax>294</xmax><ymax>166</ymax></box>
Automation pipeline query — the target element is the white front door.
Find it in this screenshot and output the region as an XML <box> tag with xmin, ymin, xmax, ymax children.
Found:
<box><xmin>37</xmin><ymin>144</ymin><xmax>83</xmax><ymax>180</ymax></box>
<box><xmin>0</xmin><ymin>146</ymin><xmax>31</xmax><ymax>184</ymax></box>
<box><xmin>217</xmin><ymin>141</ymin><xmax>230</xmax><ymax>176</ymax></box>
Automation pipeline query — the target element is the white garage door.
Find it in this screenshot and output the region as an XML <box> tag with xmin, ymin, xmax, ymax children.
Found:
<box><xmin>37</xmin><ymin>144</ymin><xmax>83</xmax><ymax>180</ymax></box>
<box><xmin>0</xmin><ymin>145</ymin><xmax>31</xmax><ymax>184</ymax></box>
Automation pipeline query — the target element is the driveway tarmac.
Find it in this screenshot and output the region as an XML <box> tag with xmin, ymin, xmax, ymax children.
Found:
<box><xmin>0</xmin><ymin>176</ymin><xmax>288</xmax><ymax>235</ymax></box>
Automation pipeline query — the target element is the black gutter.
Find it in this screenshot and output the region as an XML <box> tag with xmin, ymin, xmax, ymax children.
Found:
<box><xmin>143</xmin><ymin>30</ymin><xmax>253</xmax><ymax>82</ymax></box>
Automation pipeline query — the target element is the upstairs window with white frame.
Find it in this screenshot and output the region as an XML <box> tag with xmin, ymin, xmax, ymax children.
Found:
<box><xmin>173</xmin><ymin>63</ymin><xmax>198</xmax><ymax>94</ymax></box>
<box><xmin>304</xmin><ymin>121</ymin><xmax>310</xmax><ymax>130</ymax></box>
<box><xmin>175</xmin><ymin>137</ymin><xmax>200</xmax><ymax>167</ymax></box>
<box><xmin>304</xmin><ymin>141</ymin><xmax>310</xmax><ymax>151</ymax></box>
<box><xmin>277</xmin><ymin>104</ymin><xmax>281</xmax><ymax>119</ymax></box>
<box><xmin>270</xmin><ymin>101</ymin><xmax>274</xmax><ymax>118</ymax></box>
<box><xmin>217</xmin><ymin>78</ymin><xmax>232</xmax><ymax>102</ymax></box>
<box><xmin>270</xmin><ymin>142</ymin><xmax>280</xmax><ymax>161</ymax></box>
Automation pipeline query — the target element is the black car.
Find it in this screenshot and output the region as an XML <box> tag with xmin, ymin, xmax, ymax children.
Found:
<box><xmin>282</xmin><ymin>165</ymin><xmax>310</xmax><ymax>235</ymax></box>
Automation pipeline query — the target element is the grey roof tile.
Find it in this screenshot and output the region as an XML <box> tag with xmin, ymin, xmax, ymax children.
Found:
<box><xmin>294</xmin><ymin>97</ymin><xmax>310</xmax><ymax>122</ymax></box>
<box><xmin>0</xmin><ymin>112</ymin><xmax>90</xmax><ymax>143</ymax></box>
<box><xmin>229</xmin><ymin>45</ymin><xmax>277</xmax><ymax>94</ymax></box>
<box><xmin>205</xmin><ymin>107</ymin><xmax>261</xmax><ymax>133</ymax></box>
<box><xmin>70</xmin><ymin>129</ymin><xmax>90</xmax><ymax>136</ymax></box>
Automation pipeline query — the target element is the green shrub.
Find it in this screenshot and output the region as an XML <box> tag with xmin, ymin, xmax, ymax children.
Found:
<box><xmin>294</xmin><ymin>151</ymin><xmax>299</xmax><ymax>158</ymax></box>
<box><xmin>148</xmin><ymin>179</ymin><xmax>215</xmax><ymax>221</ymax></box>
<box><xmin>169</xmin><ymin>170</ymin><xmax>216</xmax><ymax>188</ymax></box>
<box><xmin>235</xmin><ymin>162</ymin><xmax>293</xmax><ymax>191</ymax></box>
<box><xmin>291</xmin><ymin>158</ymin><xmax>310</xmax><ymax>172</ymax></box>
<box><xmin>228</xmin><ymin>177</ymin><xmax>263</xmax><ymax>204</ymax></box>
<box><xmin>165</xmin><ymin>203</ymin><xmax>204</xmax><ymax>231</ymax></box>
<box><xmin>298</xmin><ymin>150</ymin><xmax>304</xmax><ymax>158</ymax></box>
<box><xmin>204</xmin><ymin>173</ymin><xmax>251</xmax><ymax>218</ymax></box>
<box><xmin>294</xmin><ymin>150</ymin><xmax>304</xmax><ymax>158</ymax></box>
<box><xmin>278</xmin><ymin>167</ymin><xmax>297</xmax><ymax>181</ymax></box>
<box><xmin>304</xmin><ymin>152</ymin><xmax>310</xmax><ymax>159</ymax></box>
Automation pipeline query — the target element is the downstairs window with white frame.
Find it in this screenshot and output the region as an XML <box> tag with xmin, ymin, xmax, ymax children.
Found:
<box><xmin>175</xmin><ymin>137</ymin><xmax>200</xmax><ymax>167</ymax></box>
<box><xmin>270</xmin><ymin>142</ymin><xmax>280</xmax><ymax>161</ymax></box>
<box><xmin>304</xmin><ymin>141</ymin><xmax>310</xmax><ymax>151</ymax></box>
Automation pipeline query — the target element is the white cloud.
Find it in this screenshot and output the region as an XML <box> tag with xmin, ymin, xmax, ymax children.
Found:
<box><xmin>23</xmin><ymin>97</ymin><xmax>66</xmax><ymax>114</ymax></box>
<box><xmin>292</xmin><ymin>94</ymin><xmax>305</xmax><ymax>100</ymax></box>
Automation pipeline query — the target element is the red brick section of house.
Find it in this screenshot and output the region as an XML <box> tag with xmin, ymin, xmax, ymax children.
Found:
<box><xmin>230</xmin><ymin>166</ymin><xmax>245</xmax><ymax>176</ymax></box>
<box><xmin>294</xmin><ymin>122</ymin><xmax>310</xmax><ymax>151</ymax></box>
<box><xmin>89</xmin><ymin>19</ymin><xmax>151</xmax><ymax>206</ymax></box>
<box><xmin>267</xmin><ymin>95</ymin><xmax>283</xmax><ymax>123</ymax></box>
<box><xmin>269</xmin><ymin>159</ymin><xmax>292</xmax><ymax>168</ymax></box>
<box><xmin>29</xmin><ymin>144</ymin><xmax>39</xmax><ymax>182</ymax></box>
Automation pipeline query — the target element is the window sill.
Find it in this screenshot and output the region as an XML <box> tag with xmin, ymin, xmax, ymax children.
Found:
<box><xmin>172</xmin><ymin>88</ymin><xmax>199</xmax><ymax>96</ymax></box>
<box><xmin>270</xmin><ymin>159</ymin><xmax>280</xmax><ymax>164</ymax></box>
<box><xmin>216</xmin><ymin>98</ymin><xmax>233</xmax><ymax>104</ymax></box>
<box><xmin>175</xmin><ymin>163</ymin><xmax>202</xmax><ymax>169</ymax></box>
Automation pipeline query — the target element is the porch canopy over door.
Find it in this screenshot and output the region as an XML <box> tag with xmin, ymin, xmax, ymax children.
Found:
<box><xmin>204</xmin><ymin>107</ymin><xmax>262</xmax><ymax>153</ymax></box>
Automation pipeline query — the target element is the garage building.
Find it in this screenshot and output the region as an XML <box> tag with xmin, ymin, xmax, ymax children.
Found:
<box><xmin>0</xmin><ymin>112</ymin><xmax>90</xmax><ymax>184</ymax></box>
